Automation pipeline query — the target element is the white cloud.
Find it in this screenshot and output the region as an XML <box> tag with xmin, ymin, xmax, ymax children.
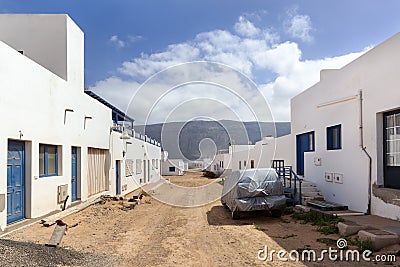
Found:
<box><xmin>284</xmin><ymin>8</ymin><xmax>314</xmax><ymax>42</ymax></box>
<box><xmin>95</xmin><ymin>15</ymin><xmax>369</xmax><ymax>124</ymax></box>
<box><xmin>234</xmin><ymin>16</ymin><xmax>261</xmax><ymax>37</ymax></box>
<box><xmin>92</xmin><ymin>76</ymin><xmax>140</xmax><ymax>112</ymax></box>
<box><xmin>128</xmin><ymin>35</ymin><xmax>144</xmax><ymax>43</ymax></box>
<box><xmin>109</xmin><ymin>35</ymin><xmax>126</xmax><ymax>48</ymax></box>
<box><xmin>109</xmin><ymin>34</ymin><xmax>144</xmax><ymax>49</ymax></box>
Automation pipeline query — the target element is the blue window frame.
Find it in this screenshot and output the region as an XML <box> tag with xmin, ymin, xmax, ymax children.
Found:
<box><xmin>169</xmin><ymin>166</ymin><xmax>176</xmax><ymax>172</ymax></box>
<box><xmin>327</xmin><ymin>125</ymin><xmax>342</xmax><ymax>150</ymax></box>
<box><xmin>39</xmin><ymin>144</ymin><xmax>58</xmax><ymax>177</ymax></box>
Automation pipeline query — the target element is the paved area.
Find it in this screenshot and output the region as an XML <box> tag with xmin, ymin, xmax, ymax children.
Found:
<box><xmin>330</xmin><ymin>209</ymin><xmax>400</xmax><ymax>235</ymax></box>
<box><xmin>345</xmin><ymin>214</ymin><xmax>400</xmax><ymax>236</ymax></box>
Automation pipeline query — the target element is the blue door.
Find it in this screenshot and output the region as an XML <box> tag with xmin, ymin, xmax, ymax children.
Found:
<box><xmin>116</xmin><ymin>161</ymin><xmax>120</xmax><ymax>195</ymax></box>
<box><xmin>71</xmin><ymin>147</ymin><xmax>78</xmax><ymax>202</ymax></box>
<box><xmin>7</xmin><ymin>140</ymin><xmax>25</xmax><ymax>224</ymax></box>
<box><xmin>296</xmin><ymin>132</ymin><xmax>314</xmax><ymax>175</ymax></box>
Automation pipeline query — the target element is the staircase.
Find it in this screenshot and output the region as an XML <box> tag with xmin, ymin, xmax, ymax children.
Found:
<box><xmin>272</xmin><ymin>160</ymin><xmax>325</xmax><ymax>206</ymax></box>
<box><xmin>289</xmin><ymin>179</ymin><xmax>324</xmax><ymax>205</ymax></box>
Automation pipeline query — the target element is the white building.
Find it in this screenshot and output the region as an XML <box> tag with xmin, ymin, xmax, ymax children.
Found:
<box><xmin>161</xmin><ymin>159</ymin><xmax>184</xmax><ymax>176</ymax></box>
<box><xmin>209</xmin><ymin>135</ymin><xmax>292</xmax><ymax>175</ymax></box>
<box><xmin>290</xmin><ymin>33</ymin><xmax>400</xmax><ymax>219</ymax></box>
<box><xmin>211</xmin><ymin>33</ymin><xmax>400</xmax><ymax>220</ymax></box>
<box><xmin>187</xmin><ymin>161</ymin><xmax>204</xmax><ymax>170</ymax></box>
<box><xmin>0</xmin><ymin>14</ymin><xmax>161</xmax><ymax>230</ymax></box>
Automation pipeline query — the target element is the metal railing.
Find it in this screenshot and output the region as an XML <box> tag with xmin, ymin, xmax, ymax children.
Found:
<box><xmin>275</xmin><ymin>165</ymin><xmax>303</xmax><ymax>205</ymax></box>
<box><xmin>112</xmin><ymin>126</ymin><xmax>161</xmax><ymax>147</ymax></box>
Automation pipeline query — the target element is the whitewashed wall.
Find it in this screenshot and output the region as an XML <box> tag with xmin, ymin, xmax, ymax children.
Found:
<box><xmin>161</xmin><ymin>159</ymin><xmax>184</xmax><ymax>176</ymax></box>
<box><xmin>291</xmin><ymin>33</ymin><xmax>400</xmax><ymax>218</ymax></box>
<box><xmin>109</xmin><ymin>134</ymin><xmax>162</xmax><ymax>196</ymax></box>
<box><xmin>0</xmin><ymin>15</ymin><xmax>115</xmax><ymax>231</ymax></box>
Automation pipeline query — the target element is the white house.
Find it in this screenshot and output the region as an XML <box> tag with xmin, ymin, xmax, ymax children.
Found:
<box><xmin>208</xmin><ymin>135</ymin><xmax>292</xmax><ymax>176</ymax></box>
<box><xmin>161</xmin><ymin>159</ymin><xmax>184</xmax><ymax>176</ymax></box>
<box><xmin>210</xmin><ymin>33</ymin><xmax>400</xmax><ymax>221</ymax></box>
<box><xmin>290</xmin><ymin>32</ymin><xmax>400</xmax><ymax>220</ymax></box>
<box><xmin>0</xmin><ymin>14</ymin><xmax>161</xmax><ymax>230</ymax></box>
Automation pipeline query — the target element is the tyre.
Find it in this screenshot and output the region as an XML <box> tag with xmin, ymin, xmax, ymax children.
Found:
<box><xmin>231</xmin><ymin>210</ymin><xmax>240</xmax><ymax>220</ymax></box>
<box><xmin>270</xmin><ymin>210</ymin><xmax>283</xmax><ymax>218</ymax></box>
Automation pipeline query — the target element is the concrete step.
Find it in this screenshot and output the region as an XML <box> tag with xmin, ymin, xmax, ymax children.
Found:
<box><xmin>286</xmin><ymin>181</ymin><xmax>317</xmax><ymax>188</ymax></box>
<box><xmin>338</xmin><ymin>221</ymin><xmax>368</xmax><ymax>236</ymax></box>
<box><xmin>301</xmin><ymin>187</ymin><xmax>321</xmax><ymax>193</ymax></box>
<box><xmin>301</xmin><ymin>196</ymin><xmax>324</xmax><ymax>205</ymax></box>
<box><xmin>358</xmin><ymin>229</ymin><xmax>400</xmax><ymax>251</ymax></box>
<box><xmin>302</xmin><ymin>196</ymin><xmax>314</xmax><ymax>205</ymax></box>
<box><xmin>302</xmin><ymin>191</ymin><xmax>324</xmax><ymax>198</ymax></box>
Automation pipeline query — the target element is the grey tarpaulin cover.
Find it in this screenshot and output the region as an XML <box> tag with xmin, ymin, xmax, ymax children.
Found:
<box><xmin>221</xmin><ymin>168</ymin><xmax>286</xmax><ymax>212</ymax></box>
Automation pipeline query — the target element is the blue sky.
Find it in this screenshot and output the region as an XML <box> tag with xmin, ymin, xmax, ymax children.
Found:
<box><xmin>2</xmin><ymin>0</ymin><xmax>400</xmax><ymax>122</ymax></box>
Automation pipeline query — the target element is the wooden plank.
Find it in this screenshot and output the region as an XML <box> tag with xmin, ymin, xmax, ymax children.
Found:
<box><xmin>45</xmin><ymin>224</ymin><xmax>66</xmax><ymax>247</ymax></box>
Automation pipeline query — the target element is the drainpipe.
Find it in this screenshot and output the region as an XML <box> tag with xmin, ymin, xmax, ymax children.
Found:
<box><xmin>359</xmin><ymin>90</ymin><xmax>372</xmax><ymax>215</ymax></box>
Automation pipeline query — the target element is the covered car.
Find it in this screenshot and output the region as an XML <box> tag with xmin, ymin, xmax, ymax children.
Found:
<box><xmin>221</xmin><ymin>168</ymin><xmax>286</xmax><ymax>219</ymax></box>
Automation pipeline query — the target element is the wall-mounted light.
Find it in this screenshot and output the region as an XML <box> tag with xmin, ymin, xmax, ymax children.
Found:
<box><xmin>120</xmin><ymin>130</ymin><xmax>130</xmax><ymax>140</ymax></box>
<box><xmin>84</xmin><ymin>115</ymin><xmax>92</xmax><ymax>129</ymax></box>
<box><xmin>64</xmin><ymin>109</ymin><xmax>74</xmax><ymax>125</ymax></box>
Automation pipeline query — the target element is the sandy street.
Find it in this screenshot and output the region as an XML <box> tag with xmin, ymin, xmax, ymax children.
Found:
<box><xmin>3</xmin><ymin>171</ymin><xmax>399</xmax><ymax>266</ymax></box>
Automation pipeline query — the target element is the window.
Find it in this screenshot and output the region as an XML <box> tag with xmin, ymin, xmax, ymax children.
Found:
<box><xmin>169</xmin><ymin>166</ymin><xmax>176</xmax><ymax>172</ymax></box>
<box><xmin>39</xmin><ymin>144</ymin><xmax>58</xmax><ymax>177</ymax></box>
<box><xmin>308</xmin><ymin>132</ymin><xmax>315</xmax><ymax>151</ymax></box>
<box><xmin>251</xmin><ymin>160</ymin><xmax>255</xmax><ymax>168</ymax></box>
<box><xmin>136</xmin><ymin>159</ymin><xmax>142</xmax><ymax>174</ymax></box>
<box><xmin>385</xmin><ymin>112</ymin><xmax>400</xmax><ymax>166</ymax></box>
<box><xmin>239</xmin><ymin>161</ymin><xmax>242</xmax><ymax>170</ymax></box>
<box><xmin>244</xmin><ymin>160</ymin><xmax>247</xmax><ymax>167</ymax></box>
<box><xmin>327</xmin><ymin>125</ymin><xmax>342</xmax><ymax>150</ymax></box>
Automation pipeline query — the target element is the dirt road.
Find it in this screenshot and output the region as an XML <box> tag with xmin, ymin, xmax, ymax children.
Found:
<box><xmin>4</xmin><ymin>172</ymin><xmax>399</xmax><ymax>266</ymax></box>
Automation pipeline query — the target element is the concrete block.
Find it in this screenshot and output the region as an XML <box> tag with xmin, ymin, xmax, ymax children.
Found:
<box><xmin>358</xmin><ymin>229</ymin><xmax>400</xmax><ymax>251</ymax></box>
<box><xmin>295</xmin><ymin>204</ymin><xmax>310</xmax><ymax>212</ymax></box>
<box><xmin>338</xmin><ymin>221</ymin><xmax>367</xmax><ymax>236</ymax></box>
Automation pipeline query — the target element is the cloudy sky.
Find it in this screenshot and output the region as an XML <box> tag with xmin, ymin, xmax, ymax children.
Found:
<box><xmin>2</xmin><ymin>0</ymin><xmax>400</xmax><ymax>123</ymax></box>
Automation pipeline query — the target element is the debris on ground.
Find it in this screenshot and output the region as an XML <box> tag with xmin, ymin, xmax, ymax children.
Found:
<box><xmin>45</xmin><ymin>220</ymin><xmax>68</xmax><ymax>248</ymax></box>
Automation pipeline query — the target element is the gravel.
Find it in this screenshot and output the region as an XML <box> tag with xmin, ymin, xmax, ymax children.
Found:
<box><xmin>0</xmin><ymin>239</ymin><xmax>118</xmax><ymax>267</ymax></box>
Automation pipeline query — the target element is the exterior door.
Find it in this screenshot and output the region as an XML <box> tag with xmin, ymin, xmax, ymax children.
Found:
<box><xmin>116</xmin><ymin>160</ymin><xmax>120</xmax><ymax>195</ymax></box>
<box><xmin>296</xmin><ymin>131</ymin><xmax>315</xmax><ymax>175</ymax></box>
<box><xmin>71</xmin><ymin>147</ymin><xmax>78</xmax><ymax>202</ymax></box>
<box><xmin>143</xmin><ymin>160</ymin><xmax>147</xmax><ymax>183</ymax></box>
<box><xmin>147</xmin><ymin>160</ymin><xmax>150</xmax><ymax>182</ymax></box>
<box><xmin>7</xmin><ymin>140</ymin><xmax>25</xmax><ymax>224</ymax></box>
<box><xmin>384</xmin><ymin>110</ymin><xmax>400</xmax><ymax>189</ymax></box>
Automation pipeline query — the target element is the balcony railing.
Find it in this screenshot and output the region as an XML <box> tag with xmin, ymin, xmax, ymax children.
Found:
<box><xmin>112</xmin><ymin>125</ymin><xmax>161</xmax><ymax>147</ymax></box>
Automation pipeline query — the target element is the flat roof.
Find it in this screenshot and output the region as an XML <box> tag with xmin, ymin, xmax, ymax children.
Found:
<box><xmin>84</xmin><ymin>89</ymin><xmax>135</xmax><ymax>123</ymax></box>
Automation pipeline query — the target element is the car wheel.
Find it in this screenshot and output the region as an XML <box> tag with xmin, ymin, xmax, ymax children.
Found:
<box><xmin>231</xmin><ymin>210</ymin><xmax>240</xmax><ymax>220</ymax></box>
<box><xmin>270</xmin><ymin>210</ymin><xmax>283</xmax><ymax>218</ymax></box>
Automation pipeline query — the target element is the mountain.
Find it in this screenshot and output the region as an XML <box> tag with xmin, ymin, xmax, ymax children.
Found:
<box><xmin>135</xmin><ymin>120</ymin><xmax>290</xmax><ymax>160</ymax></box>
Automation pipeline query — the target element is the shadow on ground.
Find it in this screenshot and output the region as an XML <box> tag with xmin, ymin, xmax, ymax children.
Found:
<box><xmin>206</xmin><ymin>205</ymin><xmax>280</xmax><ymax>226</ymax></box>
